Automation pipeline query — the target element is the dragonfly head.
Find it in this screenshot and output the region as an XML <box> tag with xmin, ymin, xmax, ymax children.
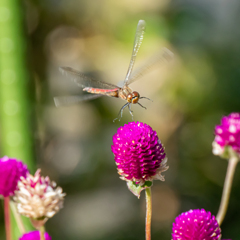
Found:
<box><xmin>127</xmin><ymin>91</ymin><xmax>140</xmax><ymax>104</ymax></box>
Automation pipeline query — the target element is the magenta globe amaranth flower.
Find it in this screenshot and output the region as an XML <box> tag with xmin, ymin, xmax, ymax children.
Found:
<box><xmin>19</xmin><ymin>230</ymin><xmax>51</xmax><ymax>240</ymax></box>
<box><xmin>172</xmin><ymin>209</ymin><xmax>221</xmax><ymax>240</ymax></box>
<box><xmin>111</xmin><ymin>122</ymin><xmax>168</xmax><ymax>186</ymax></box>
<box><xmin>0</xmin><ymin>156</ymin><xmax>28</xmax><ymax>197</ymax></box>
<box><xmin>213</xmin><ymin>113</ymin><xmax>240</xmax><ymax>158</ymax></box>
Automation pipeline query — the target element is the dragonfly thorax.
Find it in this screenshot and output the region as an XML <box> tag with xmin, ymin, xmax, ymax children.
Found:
<box><xmin>127</xmin><ymin>91</ymin><xmax>140</xmax><ymax>104</ymax></box>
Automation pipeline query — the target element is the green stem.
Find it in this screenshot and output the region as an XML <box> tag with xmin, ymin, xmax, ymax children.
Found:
<box><xmin>10</xmin><ymin>200</ymin><xmax>25</xmax><ymax>234</ymax></box>
<box><xmin>0</xmin><ymin>0</ymin><xmax>34</xmax><ymax>169</ymax></box>
<box><xmin>40</xmin><ymin>226</ymin><xmax>45</xmax><ymax>240</ymax></box>
<box><xmin>145</xmin><ymin>188</ymin><xmax>152</xmax><ymax>240</ymax></box>
<box><xmin>216</xmin><ymin>151</ymin><xmax>239</xmax><ymax>225</ymax></box>
<box><xmin>0</xmin><ymin>0</ymin><xmax>34</xmax><ymax>237</ymax></box>
<box><xmin>4</xmin><ymin>197</ymin><xmax>11</xmax><ymax>240</ymax></box>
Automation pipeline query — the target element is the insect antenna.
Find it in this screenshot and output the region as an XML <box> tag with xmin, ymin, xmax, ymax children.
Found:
<box><xmin>113</xmin><ymin>102</ymin><xmax>130</xmax><ymax>122</ymax></box>
<box><xmin>139</xmin><ymin>96</ymin><xmax>153</xmax><ymax>102</ymax></box>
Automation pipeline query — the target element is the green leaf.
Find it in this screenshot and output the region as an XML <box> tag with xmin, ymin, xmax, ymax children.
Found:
<box><xmin>127</xmin><ymin>181</ymin><xmax>152</xmax><ymax>198</ymax></box>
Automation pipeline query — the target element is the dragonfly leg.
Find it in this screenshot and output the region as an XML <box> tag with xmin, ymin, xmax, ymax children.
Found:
<box><xmin>139</xmin><ymin>96</ymin><xmax>153</xmax><ymax>102</ymax></box>
<box><xmin>113</xmin><ymin>103</ymin><xmax>130</xmax><ymax>122</ymax></box>
<box><xmin>128</xmin><ymin>104</ymin><xmax>134</xmax><ymax>120</ymax></box>
<box><xmin>138</xmin><ymin>102</ymin><xmax>147</xmax><ymax>109</ymax></box>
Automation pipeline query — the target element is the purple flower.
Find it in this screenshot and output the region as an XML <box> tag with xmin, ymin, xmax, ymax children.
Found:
<box><xmin>213</xmin><ymin>113</ymin><xmax>240</xmax><ymax>157</ymax></box>
<box><xmin>111</xmin><ymin>122</ymin><xmax>168</xmax><ymax>185</ymax></box>
<box><xmin>0</xmin><ymin>156</ymin><xmax>28</xmax><ymax>197</ymax></box>
<box><xmin>172</xmin><ymin>209</ymin><xmax>221</xmax><ymax>240</ymax></box>
<box><xmin>19</xmin><ymin>230</ymin><xmax>51</xmax><ymax>240</ymax></box>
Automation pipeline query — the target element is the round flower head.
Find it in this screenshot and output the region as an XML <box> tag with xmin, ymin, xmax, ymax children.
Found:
<box><xmin>213</xmin><ymin>113</ymin><xmax>240</xmax><ymax>158</ymax></box>
<box><xmin>0</xmin><ymin>156</ymin><xmax>28</xmax><ymax>197</ymax></box>
<box><xmin>172</xmin><ymin>209</ymin><xmax>221</xmax><ymax>240</ymax></box>
<box><xmin>111</xmin><ymin>122</ymin><xmax>168</xmax><ymax>186</ymax></box>
<box><xmin>14</xmin><ymin>169</ymin><xmax>65</xmax><ymax>222</ymax></box>
<box><xmin>19</xmin><ymin>230</ymin><xmax>51</xmax><ymax>240</ymax></box>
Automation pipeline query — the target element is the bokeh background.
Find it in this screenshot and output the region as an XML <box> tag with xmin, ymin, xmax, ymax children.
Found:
<box><xmin>1</xmin><ymin>0</ymin><xmax>240</xmax><ymax>239</ymax></box>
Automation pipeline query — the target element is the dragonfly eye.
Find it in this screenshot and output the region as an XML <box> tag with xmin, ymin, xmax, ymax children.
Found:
<box><xmin>132</xmin><ymin>91</ymin><xmax>140</xmax><ymax>104</ymax></box>
<box><xmin>127</xmin><ymin>94</ymin><xmax>133</xmax><ymax>103</ymax></box>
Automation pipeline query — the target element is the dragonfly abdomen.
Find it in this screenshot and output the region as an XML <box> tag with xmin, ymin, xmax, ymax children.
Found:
<box><xmin>83</xmin><ymin>87</ymin><xmax>119</xmax><ymax>97</ymax></box>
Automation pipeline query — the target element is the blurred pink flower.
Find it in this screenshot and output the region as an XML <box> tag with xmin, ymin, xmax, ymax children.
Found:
<box><xmin>0</xmin><ymin>156</ymin><xmax>28</xmax><ymax>197</ymax></box>
<box><xmin>172</xmin><ymin>209</ymin><xmax>221</xmax><ymax>240</ymax></box>
<box><xmin>19</xmin><ymin>230</ymin><xmax>51</xmax><ymax>240</ymax></box>
<box><xmin>213</xmin><ymin>113</ymin><xmax>240</xmax><ymax>158</ymax></box>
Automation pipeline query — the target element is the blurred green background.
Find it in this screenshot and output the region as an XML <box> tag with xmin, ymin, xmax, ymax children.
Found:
<box><xmin>1</xmin><ymin>0</ymin><xmax>240</xmax><ymax>239</ymax></box>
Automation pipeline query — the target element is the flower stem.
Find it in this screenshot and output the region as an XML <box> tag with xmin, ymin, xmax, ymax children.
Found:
<box><xmin>216</xmin><ymin>151</ymin><xmax>239</xmax><ymax>225</ymax></box>
<box><xmin>40</xmin><ymin>226</ymin><xmax>45</xmax><ymax>240</ymax></box>
<box><xmin>4</xmin><ymin>197</ymin><xmax>11</xmax><ymax>240</ymax></box>
<box><xmin>10</xmin><ymin>201</ymin><xmax>25</xmax><ymax>234</ymax></box>
<box><xmin>145</xmin><ymin>187</ymin><xmax>152</xmax><ymax>240</ymax></box>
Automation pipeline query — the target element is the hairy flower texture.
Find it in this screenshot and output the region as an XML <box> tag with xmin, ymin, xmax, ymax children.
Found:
<box><xmin>14</xmin><ymin>169</ymin><xmax>65</xmax><ymax>220</ymax></box>
<box><xmin>19</xmin><ymin>231</ymin><xmax>51</xmax><ymax>240</ymax></box>
<box><xmin>213</xmin><ymin>113</ymin><xmax>240</xmax><ymax>157</ymax></box>
<box><xmin>111</xmin><ymin>122</ymin><xmax>168</xmax><ymax>185</ymax></box>
<box><xmin>172</xmin><ymin>209</ymin><xmax>221</xmax><ymax>240</ymax></box>
<box><xmin>0</xmin><ymin>156</ymin><xmax>28</xmax><ymax>197</ymax></box>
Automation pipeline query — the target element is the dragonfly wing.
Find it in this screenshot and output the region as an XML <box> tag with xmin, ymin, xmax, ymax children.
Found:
<box><xmin>123</xmin><ymin>20</ymin><xmax>146</xmax><ymax>85</ymax></box>
<box><xmin>126</xmin><ymin>48</ymin><xmax>174</xmax><ymax>85</ymax></box>
<box><xmin>54</xmin><ymin>94</ymin><xmax>102</xmax><ymax>107</ymax></box>
<box><xmin>59</xmin><ymin>67</ymin><xmax>118</xmax><ymax>89</ymax></box>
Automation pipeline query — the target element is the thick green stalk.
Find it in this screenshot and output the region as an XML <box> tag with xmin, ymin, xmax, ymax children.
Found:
<box><xmin>0</xmin><ymin>0</ymin><xmax>34</xmax><ymax>238</ymax></box>
<box><xmin>0</xmin><ymin>1</ymin><xmax>34</xmax><ymax>168</ymax></box>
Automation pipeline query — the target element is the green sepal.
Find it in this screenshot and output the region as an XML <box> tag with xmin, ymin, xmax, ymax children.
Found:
<box><xmin>221</xmin><ymin>146</ymin><xmax>239</xmax><ymax>160</ymax></box>
<box><xmin>36</xmin><ymin>216</ymin><xmax>47</xmax><ymax>221</ymax></box>
<box><xmin>221</xmin><ymin>146</ymin><xmax>232</xmax><ymax>159</ymax></box>
<box><xmin>127</xmin><ymin>181</ymin><xmax>153</xmax><ymax>198</ymax></box>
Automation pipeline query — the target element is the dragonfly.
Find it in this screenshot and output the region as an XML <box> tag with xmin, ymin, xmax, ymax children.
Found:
<box><xmin>54</xmin><ymin>20</ymin><xmax>174</xmax><ymax>121</ymax></box>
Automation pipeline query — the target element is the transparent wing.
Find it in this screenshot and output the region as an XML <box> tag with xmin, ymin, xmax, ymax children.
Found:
<box><xmin>59</xmin><ymin>67</ymin><xmax>118</xmax><ymax>89</ymax></box>
<box><xmin>54</xmin><ymin>94</ymin><xmax>102</xmax><ymax>107</ymax></box>
<box><xmin>126</xmin><ymin>48</ymin><xmax>174</xmax><ymax>85</ymax></box>
<box><xmin>123</xmin><ymin>20</ymin><xmax>146</xmax><ymax>85</ymax></box>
